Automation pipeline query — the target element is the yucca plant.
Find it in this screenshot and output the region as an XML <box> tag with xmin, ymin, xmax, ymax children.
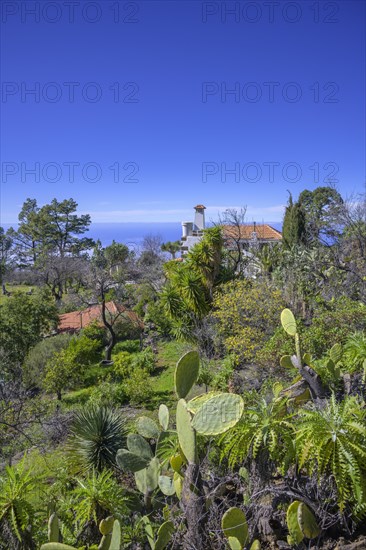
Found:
<box><xmin>68</xmin><ymin>405</ymin><xmax>127</xmax><ymax>472</ymax></box>
<box><xmin>296</xmin><ymin>394</ymin><xmax>366</xmax><ymax>514</ymax></box>
<box><xmin>0</xmin><ymin>457</ymin><xmax>37</xmax><ymax>549</ymax></box>
<box><xmin>343</xmin><ymin>331</ymin><xmax>366</xmax><ymax>373</ymax></box>
<box><xmin>219</xmin><ymin>391</ymin><xmax>295</xmax><ymax>470</ymax></box>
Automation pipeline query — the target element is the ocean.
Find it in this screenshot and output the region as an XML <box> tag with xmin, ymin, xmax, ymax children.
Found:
<box><xmin>2</xmin><ymin>221</ymin><xmax>283</xmax><ymax>249</ymax></box>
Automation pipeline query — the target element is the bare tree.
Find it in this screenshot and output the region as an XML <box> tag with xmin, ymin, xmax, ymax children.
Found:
<box><xmin>216</xmin><ymin>207</ymin><xmax>249</xmax><ymax>275</ymax></box>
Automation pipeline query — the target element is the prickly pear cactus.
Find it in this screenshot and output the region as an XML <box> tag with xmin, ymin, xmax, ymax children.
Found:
<box><xmin>298</xmin><ymin>502</ymin><xmax>320</xmax><ymax>539</ymax></box>
<box><xmin>136</xmin><ymin>416</ymin><xmax>160</xmax><ymax>439</ymax></box>
<box><xmin>286</xmin><ymin>500</ymin><xmax>303</xmax><ymax>545</ymax></box>
<box><xmin>158</xmin><ymin>475</ymin><xmax>176</xmax><ymax>496</ymax></box>
<box><xmin>221</xmin><ymin>507</ymin><xmax>248</xmax><ymax>548</ymax></box>
<box><xmin>280</xmin><ymin>355</ymin><xmax>294</xmax><ymax>369</ymax></box>
<box><xmin>281</xmin><ymin>308</ymin><xmax>297</xmax><ymax>336</ymax></box>
<box><xmin>176</xmin><ymin>398</ymin><xmax>196</xmax><ymax>463</ymax></box>
<box><xmin>250</xmin><ymin>541</ymin><xmax>261</xmax><ymax>550</ymax></box>
<box><xmin>158</xmin><ymin>404</ymin><xmax>169</xmax><ymax>430</ymax></box>
<box><xmin>127</xmin><ymin>433</ymin><xmax>153</xmax><ymax>460</ymax></box>
<box><xmin>48</xmin><ymin>512</ymin><xmax>60</xmax><ymax>543</ymax></box>
<box><xmin>154</xmin><ymin>520</ymin><xmax>174</xmax><ymax>550</ymax></box>
<box><xmin>174</xmin><ymin>351</ymin><xmax>200</xmax><ymax>398</ymax></box>
<box><xmin>135</xmin><ymin>456</ymin><xmax>160</xmax><ymax>494</ymax></box>
<box><xmin>99</xmin><ymin>516</ymin><xmax>115</xmax><ymax>536</ymax></box>
<box><xmin>227</xmin><ymin>538</ymin><xmax>242</xmax><ymax>550</ymax></box>
<box><xmin>116</xmin><ymin>449</ymin><xmax>150</xmax><ymax>472</ymax></box>
<box><xmin>191</xmin><ymin>393</ymin><xmax>244</xmax><ymax>436</ymax></box>
<box><xmin>40</xmin><ymin>544</ymin><xmax>78</xmax><ymax>550</ymax></box>
<box><xmin>186</xmin><ymin>391</ymin><xmax>221</xmax><ymax>414</ymax></box>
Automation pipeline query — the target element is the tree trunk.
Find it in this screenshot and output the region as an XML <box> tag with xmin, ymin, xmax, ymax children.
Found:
<box><xmin>181</xmin><ymin>463</ymin><xmax>207</xmax><ymax>550</ymax></box>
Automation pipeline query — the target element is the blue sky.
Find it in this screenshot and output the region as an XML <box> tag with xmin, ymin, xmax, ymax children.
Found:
<box><xmin>1</xmin><ymin>0</ymin><xmax>365</xmax><ymax>224</ymax></box>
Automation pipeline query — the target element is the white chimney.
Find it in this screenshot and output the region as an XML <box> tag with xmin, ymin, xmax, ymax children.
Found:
<box><xmin>194</xmin><ymin>204</ymin><xmax>206</xmax><ymax>231</ymax></box>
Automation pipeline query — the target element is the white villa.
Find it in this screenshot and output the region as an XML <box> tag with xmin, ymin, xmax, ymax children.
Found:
<box><xmin>180</xmin><ymin>205</ymin><xmax>282</xmax><ymax>255</ymax></box>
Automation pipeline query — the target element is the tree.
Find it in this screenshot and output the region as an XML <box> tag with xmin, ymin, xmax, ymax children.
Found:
<box><xmin>7</xmin><ymin>198</ymin><xmax>40</xmax><ymax>266</ymax></box>
<box><xmin>104</xmin><ymin>240</ymin><xmax>129</xmax><ymax>274</ymax></box>
<box><xmin>0</xmin><ymin>289</ymin><xmax>58</xmax><ymax>365</ymax></box>
<box><xmin>212</xmin><ymin>279</ymin><xmax>285</xmax><ymax>364</ymax></box>
<box><xmin>161</xmin><ymin>240</ymin><xmax>181</xmax><ymax>259</ymax></box>
<box><xmin>217</xmin><ymin>207</ymin><xmax>248</xmax><ymax>276</ymax></box>
<box><xmin>0</xmin><ymin>227</ymin><xmax>13</xmax><ymax>284</ymax></box>
<box><xmin>298</xmin><ymin>186</ymin><xmax>343</xmax><ymax>243</ymax></box>
<box><xmin>282</xmin><ymin>192</ymin><xmax>306</xmax><ymax>249</ymax></box>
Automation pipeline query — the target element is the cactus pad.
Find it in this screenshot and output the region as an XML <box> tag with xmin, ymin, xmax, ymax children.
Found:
<box><xmin>159</xmin><ymin>475</ymin><xmax>176</xmax><ymax>496</ymax></box>
<box><xmin>136</xmin><ymin>416</ymin><xmax>160</xmax><ymax>439</ymax></box>
<box><xmin>192</xmin><ymin>393</ymin><xmax>244</xmax><ymax>435</ymax></box>
<box><xmin>127</xmin><ymin>433</ymin><xmax>153</xmax><ymax>460</ymax></box>
<box><xmin>186</xmin><ymin>391</ymin><xmax>221</xmax><ymax>414</ymax></box>
<box><xmin>170</xmin><ymin>454</ymin><xmax>183</xmax><ymax>473</ymax></box>
<box><xmin>135</xmin><ymin>456</ymin><xmax>160</xmax><ymax>494</ymax></box>
<box><xmin>116</xmin><ymin>449</ymin><xmax>150</xmax><ymax>472</ymax></box>
<box><xmin>173</xmin><ymin>471</ymin><xmax>183</xmax><ymax>499</ymax></box>
<box><xmin>158</xmin><ymin>404</ymin><xmax>169</xmax><ymax>430</ymax></box>
<box><xmin>298</xmin><ymin>502</ymin><xmax>320</xmax><ymax>539</ymax></box>
<box><xmin>155</xmin><ymin>521</ymin><xmax>175</xmax><ymax>550</ymax></box>
<box><xmin>228</xmin><ymin>538</ymin><xmax>242</xmax><ymax>550</ymax></box>
<box><xmin>99</xmin><ymin>516</ymin><xmax>114</xmax><ymax>536</ymax></box>
<box><xmin>40</xmin><ymin>545</ymin><xmax>77</xmax><ymax>550</ymax></box>
<box><xmin>221</xmin><ymin>507</ymin><xmax>248</xmax><ymax>547</ymax></box>
<box><xmin>280</xmin><ymin>355</ymin><xmax>294</xmax><ymax>369</ymax></box>
<box><xmin>281</xmin><ymin>309</ymin><xmax>297</xmax><ymax>336</ymax></box>
<box><xmin>174</xmin><ymin>351</ymin><xmax>200</xmax><ymax>398</ymax></box>
<box><xmin>286</xmin><ymin>501</ymin><xmax>303</xmax><ymax>545</ymax></box>
<box><xmin>176</xmin><ymin>398</ymin><xmax>196</xmax><ymax>463</ymax></box>
<box><xmin>48</xmin><ymin>513</ymin><xmax>59</xmax><ymax>543</ymax></box>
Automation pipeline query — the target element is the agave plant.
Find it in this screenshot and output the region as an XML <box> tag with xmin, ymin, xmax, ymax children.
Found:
<box><xmin>68</xmin><ymin>405</ymin><xmax>127</xmax><ymax>472</ymax></box>
<box><xmin>296</xmin><ymin>394</ymin><xmax>366</xmax><ymax>513</ymax></box>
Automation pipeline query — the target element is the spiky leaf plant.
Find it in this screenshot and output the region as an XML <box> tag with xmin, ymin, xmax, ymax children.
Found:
<box><xmin>296</xmin><ymin>394</ymin><xmax>366</xmax><ymax>513</ymax></box>
<box><xmin>68</xmin><ymin>406</ymin><xmax>127</xmax><ymax>472</ymax></box>
<box><xmin>219</xmin><ymin>392</ymin><xmax>295</xmax><ymax>470</ymax></box>
<box><xmin>343</xmin><ymin>331</ymin><xmax>366</xmax><ymax>373</ymax></box>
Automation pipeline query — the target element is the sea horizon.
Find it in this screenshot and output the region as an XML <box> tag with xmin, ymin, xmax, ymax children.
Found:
<box><xmin>2</xmin><ymin>221</ymin><xmax>283</xmax><ymax>249</ymax></box>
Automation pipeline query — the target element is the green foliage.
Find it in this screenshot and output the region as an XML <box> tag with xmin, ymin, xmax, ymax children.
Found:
<box><xmin>71</xmin><ymin>469</ymin><xmax>127</xmax><ymax>527</ymax></box>
<box><xmin>343</xmin><ymin>331</ymin><xmax>366</xmax><ymax>373</ymax></box>
<box><xmin>43</xmin><ymin>335</ymin><xmax>101</xmax><ymax>399</ymax></box>
<box><xmin>22</xmin><ymin>333</ymin><xmax>71</xmax><ymax>388</ymax></box>
<box><xmin>176</xmin><ymin>398</ymin><xmax>196</xmax><ymax>463</ymax></box>
<box><xmin>174</xmin><ymin>350</ymin><xmax>200</xmax><ymax>398</ymax></box>
<box><xmin>286</xmin><ymin>500</ymin><xmax>320</xmax><ymax>545</ymax></box>
<box><xmin>0</xmin><ymin>457</ymin><xmax>37</xmax><ymax>546</ymax></box>
<box><xmin>121</xmin><ymin>368</ymin><xmax>154</xmax><ymax>405</ymax></box>
<box><xmin>113</xmin><ymin>348</ymin><xmax>156</xmax><ymax>382</ymax></box>
<box><xmin>301</xmin><ymin>298</ymin><xmax>366</xmax><ymax>358</ymax></box>
<box><xmin>81</xmin><ymin>320</ymin><xmax>107</xmax><ymax>349</ymax></box>
<box><xmin>256</xmin><ymin>327</ymin><xmax>294</xmax><ymax>370</ymax></box>
<box><xmin>282</xmin><ymin>192</ymin><xmax>306</xmax><ymax>248</ymax></box>
<box><xmin>221</xmin><ymin>507</ymin><xmax>248</xmax><ymax>548</ymax></box>
<box><xmin>219</xmin><ymin>391</ymin><xmax>294</xmax><ymax>469</ymax></box>
<box><xmin>113</xmin><ymin>339</ymin><xmax>140</xmax><ymax>354</ymax></box>
<box><xmin>0</xmin><ymin>288</ymin><xmax>58</xmax><ymax>365</ymax></box>
<box><xmin>68</xmin><ymin>406</ymin><xmax>127</xmax><ymax>472</ymax></box>
<box><xmin>296</xmin><ymin>394</ymin><xmax>366</xmax><ymax>513</ymax></box>
<box><xmin>191</xmin><ymin>393</ymin><xmax>244</xmax><ymax>436</ymax></box>
<box><xmin>212</xmin><ymin>279</ymin><xmax>285</xmax><ymax>363</ymax></box>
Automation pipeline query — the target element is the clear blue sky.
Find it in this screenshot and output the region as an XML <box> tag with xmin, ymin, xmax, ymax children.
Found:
<box><xmin>1</xmin><ymin>0</ymin><xmax>365</xmax><ymax>224</ymax></box>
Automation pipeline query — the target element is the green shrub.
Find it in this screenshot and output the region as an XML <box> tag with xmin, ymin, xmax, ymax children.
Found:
<box><xmin>22</xmin><ymin>333</ymin><xmax>71</xmax><ymax>388</ymax></box>
<box><xmin>113</xmin><ymin>348</ymin><xmax>156</xmax><ymax>381</ymax></box>
<box><xmin>113</xmin><ymin>339</ymin><xmax>141</xmax><ymax>354</ymax></box>
<box><xmin>121</xmin><ymin>368</ymin><xmax>154</xmax><ymax>405</ymax></box>
<box><xmin>301</xmin><ymin>298</ymin><xmax>366</xmax><ymax>358</ymax></box>
<box><xmin>88</xmin><ymin>380</ymin><xmax>127</xmax><ymax>407</ymax></box>
<box><xmin>256</xmin><ymin>326</ymin><xmax>296</xmax><ymax>370</ymax></box>
<box><xmin>81</xmin><ymin>320</ymin><xmax>107</xmax><ymax>349</ymax></box>
<box><xmin>212</xmin><ymin>355</ymin><xmax>236</xmax><ymax>391</ymax></box>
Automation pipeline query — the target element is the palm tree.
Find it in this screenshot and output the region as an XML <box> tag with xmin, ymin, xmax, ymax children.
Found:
<box><xmin>161</xmin><ymin>240</ymin><xmax>181</xmax><ymax>259</ymax></box>
<box><xmin>68</xmin><ymin>406</ymin><xmax>127</xmax><ymax>473</ymax></box>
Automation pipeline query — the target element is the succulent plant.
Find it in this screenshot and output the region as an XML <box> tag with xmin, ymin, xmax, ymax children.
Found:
<box><xmin>221</xmin><ymin>507</ymin><xmax>248</xmax><ymax>549</ymax></box>
<box><xmin>281</xmin><ymin>308</ymin><xmax>297</xmax><ymax>336</ymax></box>
<box><xmin>158</xmin><ymin>475</ymin><xmax>176</xmax><ymax>496</ymax></box>
<box><xmin>158</xmin><ymin>404</ymin><xmax>169</xmax><ymax>431</ymax></box>
<box><xmin>135</xmin><ymin>456</ymin><xmax>160</xmax><ymax>494</ymax></box>
<box><xmin>286</xmin><ymin>500</ymin><xmax>320</xmax><ymax>545</ymax></box>
<box><xmin>48</xmin><ymin>512</ymin><xmax>60</xmax><ymax>543</ymax></box>
<box><xmin>174</xmin><ymin>350</ymin><xmax>200</xmax><ymax>398</ymax></box>
<box><xmin>176</xmin><ymin>398</ymin><xmax>197</xmax><ymax>463</ymax></box>
<box><xmin>141</xmin><ymin>516</ymin><xmax>174</xmax><ymax>550</ymax></box>
<box><xmin>191</xmin><ymin>393</ymin><xmax>244</xmax><ymax>436</ymax></box>
<box><xmin>136</xmin><ymin>417</ymin><xmax>160</xmax><ymax>439</ymax></box>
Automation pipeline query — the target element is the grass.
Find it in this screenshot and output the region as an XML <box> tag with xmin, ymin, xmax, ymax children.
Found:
<box><xmin>0</xmin><ymin>284</ymin><xmax>35</xmax><ymax>304</ymax></box>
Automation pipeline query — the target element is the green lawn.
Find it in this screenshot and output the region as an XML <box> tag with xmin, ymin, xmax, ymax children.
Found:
<box><xmin>0</xmin><ymin>284</ymin><xmax>35</xmax><ymax>304</ymax></box>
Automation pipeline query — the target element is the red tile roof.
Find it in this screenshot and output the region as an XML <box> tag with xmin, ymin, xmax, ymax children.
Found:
<box><xmin>58</xmin><ymin>301</ymin><xmax>143</xmax><ymax>333</ymax></box>
<box><xmin>222</xmin><ymin>224</ymin><xmax>282</xmax><ymax>241</ymax></box>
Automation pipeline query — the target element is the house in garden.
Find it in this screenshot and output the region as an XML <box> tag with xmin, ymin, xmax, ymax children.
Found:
<box><xmin>58</xmin><ymin>301</ymin><xmax>143</xmax><ymax>334</ymax></box>
<box><xmin>180</xmin><ymin>205</ymin><xmax>282</xmax><ymax>254</ymax></box>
